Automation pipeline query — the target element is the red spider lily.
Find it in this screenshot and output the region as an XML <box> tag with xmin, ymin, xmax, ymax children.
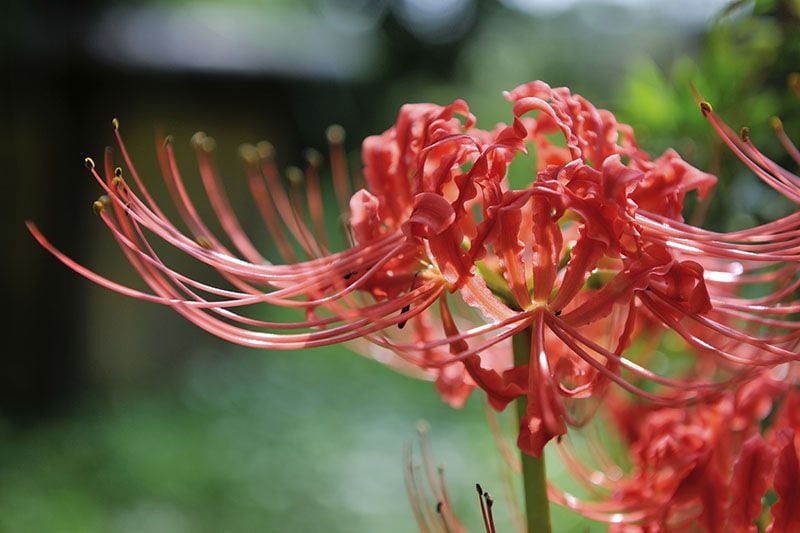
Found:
<box><xmin>28</xmin><ymin>81</ymin><xmax>800</xmax><ymax>460</ymax></box>
<box><xmin>540</xmin><ymin>373</ymin><xmax>800</xmax><ymax>532</ymax></box>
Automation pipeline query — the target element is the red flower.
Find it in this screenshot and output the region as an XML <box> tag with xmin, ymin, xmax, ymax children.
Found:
<box><xmin>28</xmin><ymin>81</ymin><xmax>800</xmax><ymax>460</ymax></box>
<box><xmin>545</xmin><ymin>375</ymin><xmax>800</xmax><ymax>532</ymax></box>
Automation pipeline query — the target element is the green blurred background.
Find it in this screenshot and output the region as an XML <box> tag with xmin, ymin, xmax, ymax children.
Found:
<box><xmin>3</xmin><ymin>0</ymin><xmax>799</xmax><ymax>531</ymax></box>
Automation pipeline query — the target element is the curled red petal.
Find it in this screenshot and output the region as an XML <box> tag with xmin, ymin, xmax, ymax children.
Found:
<box><xmin>767</xmin><ymin>429</ymin><xmax>800</xmax><ymax>533</ymax></box>
<box><xmin>560</xmin><ymin>246</ymin><xmax>672</xmax><ymax>326</ymax></box>
<box><xmin>632</xmin><ymin>149</ymin><xmax>717</xmax><ymax>220</ymax></box>
<box><xmin>530</xmin><ymin>194</ymin><xmax>563</xmax><ymax>302</ymax></box>
<box><xmin>518</xmin><ymin>315</ymin><xmax>566</xmax><ymax>458</ymax></box>
<box><xmin>434</xmin><ymin>361</ymin><xmax>473</xmax><ymax>409</ymax></box>
<box><xmin>729</xmin><ymin>434</ymin><xmax>777</xmax><ymax>532</ymax></box>
<box><xmin>601</xmin><ymin>154</ymin><xmax>644</xmax><ymax>205</ymax></box>
<box><xmin>404</xmin><ymin>192</ymin><xmax>456</xmax><ymax>239</ymax></box>
<box><xmin>428</xmin><ymin>228</ymin><xmax>472</xmax><ymax>287</ymax></box>
<box><xmin>657</xmin><ymin>260</ymin><xmax>712</xmax><ymax>316</ymax></box>
<box><xmin>463</xmin><ymin>355</ymin><xmax>527</xmax><ymax>411</ymax></box>
<box><xmin>349</xmin><ymin>188</ymin><xmax>382</xmax><ymax>245</ymax></box>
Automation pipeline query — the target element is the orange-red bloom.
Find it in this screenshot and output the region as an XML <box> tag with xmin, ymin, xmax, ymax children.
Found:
<box><xmin>544</xmin><ymin>375</ymin><xmax>800</xmax><ymax>532</ymax></box>
<box><xmin>29</xmin><ymin>81</ymin><xmax>800</xmax><ymax>460</ymax></box>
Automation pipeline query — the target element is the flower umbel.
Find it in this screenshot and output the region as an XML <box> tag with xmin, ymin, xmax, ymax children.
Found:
<box><xmin>28</xmin><ymin>81</ymin><xmax>800</xmax><ymax>530</ymax></box>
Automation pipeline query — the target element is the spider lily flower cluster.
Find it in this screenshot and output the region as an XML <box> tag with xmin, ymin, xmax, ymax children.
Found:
<box><xmin>540</xmin><ymin>372</ymin><xmax>800</xmax><ymax>531</ymax></box>
<box><xmin>469</xmin><ymin>371</ymin><xmax>800</xmax><ymax>531</ymax></box>
<box><xmin>29</xmin><ymin>80</ymin><xmax>799</xmax><ymax>481</ymax></box>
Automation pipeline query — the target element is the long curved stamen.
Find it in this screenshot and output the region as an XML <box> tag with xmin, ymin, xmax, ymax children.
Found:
<box><xmin>700</xmin><ymin>102</ymin><xmax>800</xmax><ymax>202</ymax></box>
<box><xmin>326</xmin><ymin>125</ymin><xmax>353</xmax><ymax>217</ymax></box>
<box><xmin>193</xmin><ymin>132</ymin><xmax>266</xmax><ymax>264</ymax></box>
<box><xmin>772</xmin><ymin>116</ymin><xmax>800</xmax><ymax>165</ymax></box>
<box><xmin>240</xmin><ymin>145</ymin><xmax>297</xmax><ymax>262</ymax></box>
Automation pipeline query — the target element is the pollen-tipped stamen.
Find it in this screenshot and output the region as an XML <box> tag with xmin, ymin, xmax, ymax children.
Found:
<box><xmin>484</xmin><ymin>492</ymin><xmax>497</xmax><ymax>533</ymax></box>
<box><xmin>92</xmin><ymin>195</ymin><xmax>110</xmax><ymax>214</ymax></box>
<box><xmin>771</xmin><ymin>115</ymin><xmax>800</xmax><ymax>165</ymax></box>
<box><xmin>239</xmin><ymin>143</ymin><xmax>298</xmax><ymax>262</ymax></box>
<box><xmin>303</xmin><ymin>148</ymin><xmax>329</xmax><ymax>250</ymax></box>
<box><xmin>476</xmin><ymin>483</ymin><xmax>491</xmax><ymax>533</ymax></box>
<box><xmin>326</xmin><ymin>124</ymin><xmax>353</xmax><ymax>217</ymax></box>
<box><xmin>193</xmin><ymin>132</ymin><xmax>266</xmax><ymax>264</ymax></box>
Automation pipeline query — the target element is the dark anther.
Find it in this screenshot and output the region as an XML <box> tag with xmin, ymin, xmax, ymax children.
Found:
<box><xmin>398</xmin><ymin>304</ymin><xmax>411</xmax><ymax>329</ymax></box>
<box><xmin>476</xmin><ymin>483</ymin><xmax>483</xmax><ymax>496</ymax></box>
<box><xmin>554</xmin><ymin>310</ymin><xmax>562</xmax><ymax>317</ymax></box>
<box><xmin>436</xmin><ymin>501</ymin><xmax>444</xmax><ymax>514</ymax></box>
<box><xmin>740</xmin><ymin>127</ymin><xmax>750</xmax><ymax>142</ymax></box>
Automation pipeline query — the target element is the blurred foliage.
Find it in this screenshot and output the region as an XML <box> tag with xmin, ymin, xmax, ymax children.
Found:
<box><xmin>0</xmin><ymin>346</ymin><xmax>601</xmax><ymax>532</ymax></box>
<box><xmin>618</xmin><ymin>0</ymin><xmax>800</xmax><ymax>231</ymax></box>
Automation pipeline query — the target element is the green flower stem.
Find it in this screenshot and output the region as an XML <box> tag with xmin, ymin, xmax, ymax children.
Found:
<box><xmin>513</xmin><ymin>327</ymin><xmax>553</xmax><ymax>533</ymax></box>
